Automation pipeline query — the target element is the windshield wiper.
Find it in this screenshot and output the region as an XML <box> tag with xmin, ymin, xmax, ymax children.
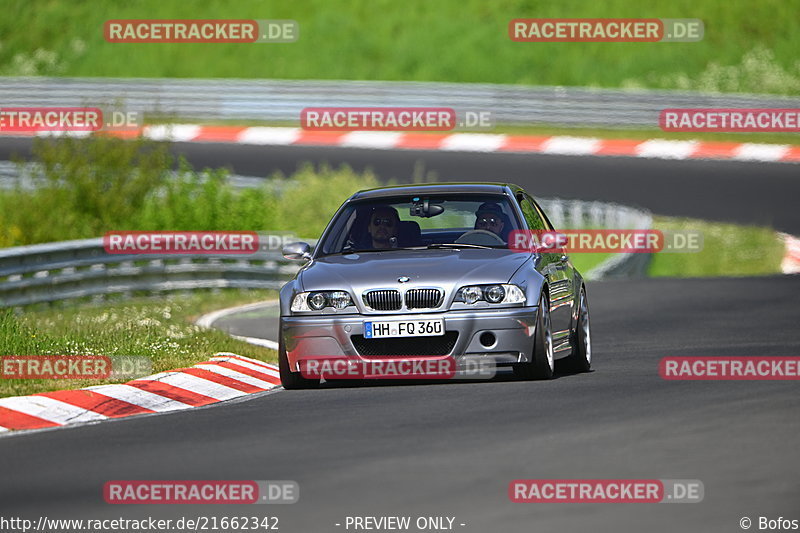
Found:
<box><xmin>328</xmin><ymin>247</ymin><xmax>420</xmax><ymax>256</ymax></box>
<box><xmin>426</xmin><ymin>243</ymin><xmax>494</xmax><ymax>250</ymax></box>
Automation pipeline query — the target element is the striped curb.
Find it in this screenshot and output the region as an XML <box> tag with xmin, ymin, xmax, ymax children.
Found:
<box><xmin>0</xmin><ymin>353</ymin><xmax>280</xmax><ymax>434</ymax></box>
<box><xmin>780</xmin><ymin>233</ymin><xmax>800</xmax><ymax>274</ymax></box>
<box><xmin>2</xmin><ymin>125</ymin><xmax>800</xmax><ymax>164</ymax></box>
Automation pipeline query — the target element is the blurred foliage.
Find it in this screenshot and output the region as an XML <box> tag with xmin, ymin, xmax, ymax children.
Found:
<box><xmin>0</xmin><ymin>135</ymin><xmax>381</xmax><ymax>247</ymax></box>
<box><xmin>1</xmin><ymin>136</ymin><xmax>171</xmax><ymax>245</ymax></box>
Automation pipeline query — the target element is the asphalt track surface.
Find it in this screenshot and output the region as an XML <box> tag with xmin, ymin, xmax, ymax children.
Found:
<box><xmin>1</xmin><ymin>139</ymin><xmax>799</xmax><ymax>532</ymax></box>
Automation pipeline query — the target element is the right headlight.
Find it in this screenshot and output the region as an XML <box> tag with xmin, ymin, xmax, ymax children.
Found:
<box><xmin>291</xmin><ymin>291</ymin><xmax>354</xmax><ymax>312</ymax></box>
<box><xmin>454</xmin><ymin>284</ymin><xmax>525</xmax><ymax>305</ymax></box>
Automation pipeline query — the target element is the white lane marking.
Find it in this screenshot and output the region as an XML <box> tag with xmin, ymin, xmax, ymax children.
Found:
<box><xmin>194</xmin><ymin>363</ymin><xmax>277</xmax><ymax>389</ymax></box>
<box><xmin>341</xmin><ymin>131</ymin><xmax>402</xmax><ymax>149</ymax></box>
<box><xmin>136</xmin><ymin>372</ymin><xmax>246</xmax><ymax>401</ymax></box>
<box><xmin>195</xmin><ymin>300</ymin><xmax>279</xmax><ymax>329</ymax></box>
<box><xmin>143</xmin><ymin>124</ymin><xmax>202</xmax><ymax>142</ymax></box>
<box><xmin>635</xmin><ymin>139</ymin><xmax>698</xmax><ymax>159</ymax></box>
<box><xmin>231</xmin><ymin>334</ymin><xmax>280</xmax><ymax>351</ymax></box>
<box><xmin>440</xmin><ymin>134</ymin><xmax>506</xmax><ymax>152</ymax></box>
<box><xmin>0</xmin><ymin>396</ymin><xmax>107</xmax><ymax>425</ymax></box>
<box><xmin>82</xmin><ymin>384</ymin><xmax>193</xmax><ymax>412</ymax></box>
<box><xmin>237</xmin><ymin>127</ymin><xmax>300</xmax><ymax>145</ymax></box>
<box><xmin>541</xmin><ymin>136</ymin><xmax>601</xmax><ymax>155</ymax></box>
<box><xmin>733</xmin><ymin>143</ymin><xmax>789</xmax><ymax>162</ymax></box>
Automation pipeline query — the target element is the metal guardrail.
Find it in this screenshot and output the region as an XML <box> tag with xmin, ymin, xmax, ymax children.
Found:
<box><xmin>538</xmin><ymin>198</ymin><xmax>653</xmax><ymax>280</ymax></box>
<box><xmin>0</xmin><ymin>160</ymin><xmax>273</xmax><ymax>191</ymax></box>
<box><xmin>0</xmin><ymin>237</ymin><xmax>309</xmax><ymax>307</ymax></box>
<box><xmin>538</xmin><ymin>198</ymin><xmax>651</xmax><ymax>233</ymax></box>
<box><xmin>1</xmin><ymin>77</ymin><xmax>798</xmax><ymax>128</ymax></box>
<box><xmin>0</xmin><ymin>199</ymin><xmax>651</xmax><ymax>307</ymax></box>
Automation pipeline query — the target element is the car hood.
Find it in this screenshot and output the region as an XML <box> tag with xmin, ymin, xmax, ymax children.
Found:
<box><xmin>300</xmin><ymin>249</ymin><xmax>529</xmax><ymax>296</ymax></box>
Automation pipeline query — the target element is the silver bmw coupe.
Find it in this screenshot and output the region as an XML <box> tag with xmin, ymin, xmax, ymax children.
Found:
<box><xmin>279</xmin><ymin>183</ymin><xmax>591</xmax><ymax>388</ymax></box>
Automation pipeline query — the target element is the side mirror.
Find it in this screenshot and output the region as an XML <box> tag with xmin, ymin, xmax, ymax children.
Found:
<box><xmin>282</xmin><ymin>242</ymin><xmax>312</xmax><ymax>261</ymax></box>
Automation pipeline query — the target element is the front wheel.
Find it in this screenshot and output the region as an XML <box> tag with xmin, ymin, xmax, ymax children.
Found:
<box><xmin>513</xmin><ymin>292</ymin><xmax>554</xmax><ymax>380</ymax></box>
<box><xmin>565</xmin><ymin>286</ymin><xmax>591</xmax><ymax>372</ymax></box>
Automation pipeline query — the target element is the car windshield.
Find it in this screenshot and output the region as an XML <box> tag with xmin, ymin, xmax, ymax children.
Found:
<box><xmin>317</xmin><ymin>194</ymin><xmax>523</xmax><ymax>256</ymax></box>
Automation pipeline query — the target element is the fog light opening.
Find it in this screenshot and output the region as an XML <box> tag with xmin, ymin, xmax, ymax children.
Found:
<box><xmin>479</xmin><ymin>332</ymin><xmax>497</xmax><ymax>349</ymax></box>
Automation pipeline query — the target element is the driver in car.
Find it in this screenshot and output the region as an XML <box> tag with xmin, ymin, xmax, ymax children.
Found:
<box><xmin>368</xmin><ymin>206</ymin><xmax>400</xmax><ymax>249</ymax></box>
<box><xmin>474</xmin><ymin>202</ymin><xmax>507</xmax><ymax>239</ymax></box>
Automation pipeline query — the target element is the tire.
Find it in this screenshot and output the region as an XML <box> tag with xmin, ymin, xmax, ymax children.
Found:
<box><xmin>565</xmin><ymin>286</ymin><xmax>592</xmax><ymax>373</ymax></box>
<box><xmin>278</xmin><ymin>323</ymin><xmax>320</xmax><ymax>390</ymax></box>
<box><xmin>513</xmin><ymin>292</ymin><xmax>555</xmax><ymax>380</ymax></box>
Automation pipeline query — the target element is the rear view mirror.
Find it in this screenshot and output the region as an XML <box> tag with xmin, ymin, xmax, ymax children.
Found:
<box><xmin>409</xmin><ymin>197</ymin><xmax>444</xmax><ymax>218</ymax></box>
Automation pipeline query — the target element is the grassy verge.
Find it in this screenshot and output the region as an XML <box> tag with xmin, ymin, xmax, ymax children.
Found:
<box><xmin>570</xmin><ymin>253</ymin><xmax>615</xmax><ymax>274</ymax></box>
<box><xmin>0</xmin><ymin>290</ymin><xmax>277</xmax><ymax>398</ymax></box>
<box><xmin>648</xmin><ymin>217</ymin><xmax>785</xmax><ymax>277</ymax></box>
<box><xmin>2</xmin><ymin>1</ymin><xmax>799</xmax><ymax>95</ymax></box>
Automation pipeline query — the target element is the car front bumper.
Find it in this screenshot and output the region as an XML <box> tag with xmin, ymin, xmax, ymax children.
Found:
<box><xmin>281</xmin><ymin>306</ymin><xmax>539</xmax><ymax>370</ymax></box>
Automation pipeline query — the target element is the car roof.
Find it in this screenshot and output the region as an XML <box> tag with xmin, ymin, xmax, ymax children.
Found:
<box><xmin>350</xmin><ymin>182</ymin><xmax>523</xmax><ymax>200</ymax></box>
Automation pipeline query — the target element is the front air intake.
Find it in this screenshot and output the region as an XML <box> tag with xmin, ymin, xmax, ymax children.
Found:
<box><xmin>363</xmin><ymin>289</ymin><xmax>402</xmax><ymax>311</ymax></box>
<box><xmin>405</xmin><ymin>288</ymin><xmax>443</xmax><ymax>309</ymax></box>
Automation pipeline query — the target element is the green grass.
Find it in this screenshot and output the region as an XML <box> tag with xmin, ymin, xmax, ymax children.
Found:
<box><xmin>0</xmin><ymin>289</ymin><xmax>277</xmax><ymax>398</ymax></box>
<box><xmin>570</xmin><ymin>253</ymin><xmax>615</xmax><ymax>274</ymax></box>
<box><xmin>648</xmin><ymin>217</ymin><xmax>785</xmax><ymax>277</ymax></box>
<box><xmin>1</xmin><ymin>0</ymin><xmax>799</xmax><ymax>94</ymax></box>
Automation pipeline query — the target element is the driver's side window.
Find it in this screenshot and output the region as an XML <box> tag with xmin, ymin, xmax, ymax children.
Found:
<box><xmin>519</xmin><ymin>196</ymin><xmax>546</xmax><ymax>231</ymax></box>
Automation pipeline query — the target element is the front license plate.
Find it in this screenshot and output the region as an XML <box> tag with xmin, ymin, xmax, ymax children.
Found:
<box><xmin>363</xmin><ymin>319</ymin><xmax>444</xmax><ymax>338</ymax></box>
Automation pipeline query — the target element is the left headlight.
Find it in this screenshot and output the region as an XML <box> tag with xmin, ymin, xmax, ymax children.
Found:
<box><xmin>291</xmin><ymin>291</ymin><xmax>355</xmax><ymax>312</ymax></box>
<box><xmin>454</xmin><ymin>284</ymin><xmax>526</xmax><ymax>305</ymax></box>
